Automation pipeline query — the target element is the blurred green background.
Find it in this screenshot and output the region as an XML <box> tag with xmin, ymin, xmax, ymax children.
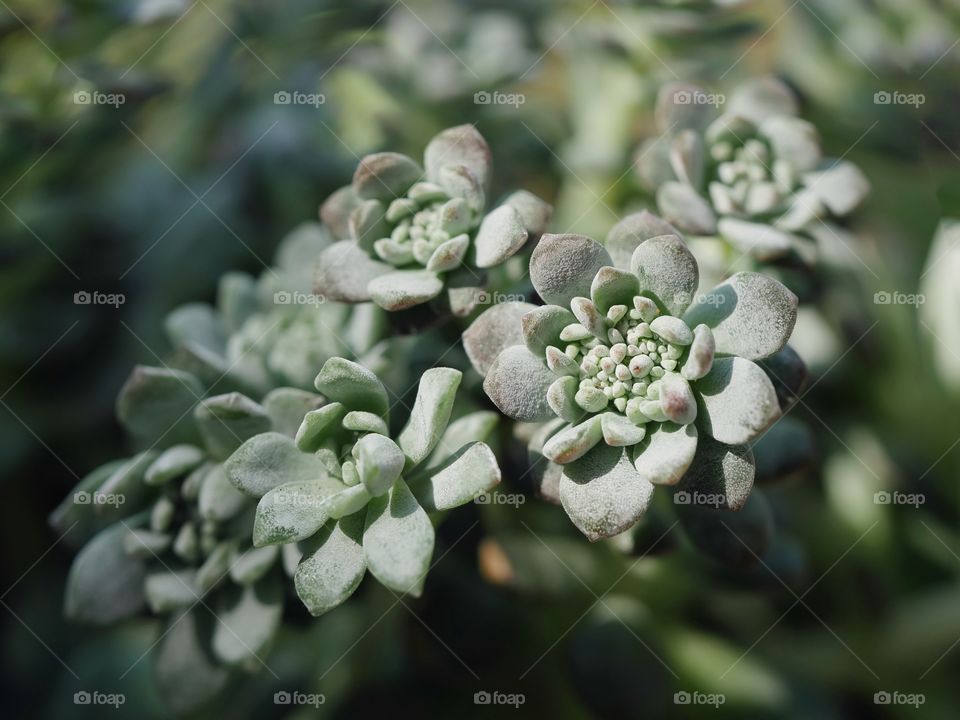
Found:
<box><xmin>2</xmin><ymin>0</ymin><xmax>959</xmax><ymax>717</ymax></box>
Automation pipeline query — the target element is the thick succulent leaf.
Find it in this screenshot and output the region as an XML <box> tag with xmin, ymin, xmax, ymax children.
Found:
<box><xmin>225</xmin><ymin>432</ymin><xmax>331</xmax><ymax>497</ymax></box>
<box><xmin>262</xmin><ymin>388</ymin><xmax>325</xmax><ymax>438</ymax></box>
<box><xmin>599</xmin><ymin>412</ymin><xmax>646</xmax><ymax>446</ymax></box>
<box><xmin>211</xmin><ymin>579</ymin><xmax>283</xmax><ymax>666</ymax></box>
<box><xmin>669</xmin><ymin>129</ymin><xmax>706</xmax><ymax>189</ymax></box>
<box><xmin>683</xmin><ymin>272</ymin><xmax>798</xmax><ymax>360</ymax></box>
<box><xmin>630</xmin><ymin>234</ymin><xmax>699</xmax><ymax>316</ymax></box>
<box><xmin>673</xmin><ymin>435</ymin><xmax>755</xmax><ymax>510</ymax></box>
<box><xmin>295</xmin><ymin>402</ymin><xmax>347</xmax><ymax>451</ymax></box>
<box><xmin>676</xmin><ymin>491</ymin><xmax>773</xmax><ymax>568</ymax></box>
<box><xmin>425</xmin><ymin>411</ymin><xmax>498</xmax><ymax>469</ymax></box>
<box><xmin>760</xmin><ymin>116</ymin><xmax>822</xmax><ymax>173</ymax></box>
<box><xmin>165</xmin><ymin>303</ymin><xmax>225</xmax><ymax>355</ymax></box>
<box><xmin>145</xmin><ymin>444</ymin><xmax>204</xmax><ymax>486</ymax></box>
<box><xmin>696</xmin><ymin>357</ymin><xmax>781</xmax><ymax>445</ymax></box>
<box><xmin>116</xmin><ymin>366</ymin><xmax>203</xmax><ymax>447</ymax></box>
<box><xmin>295</xmin><ymin>514</ymin><xmax>367</xmax><ymax>616</ymax></box>
<box><xmin>570</xmin><ymin>297</ymin><xmax>606</xmax><ymax>339</ymax></box>
<box><xmin>717</xmin><ymin>218</ymin><xmax>795</xmax><ymax>262</ymax></box>
<box><xmin>145</xmin><ymin>570</ymin><xmax>199</xmax><ymax>613</ymax></box>
<box><xmin>657</xmin><ymin>182</ymin><xmax>717</xmax><ymax>236</ymax></box>
<box><xmin>348</xmin><ymin>199</ymin><xmax>389</xmax><ymax>251</ymax></box>
<box><xmin>474</xmin><ymin>204</ymin><xmax>528</xmax><ymax>268</ymax></box>
<box><xmin>604</xmin><ymin>211</ymin><xmax>680</xmax><ymax>271</ymax></box>
<box><xmin>342</xmin><ymin>410</ymin><xmax>389</xmax><ymax>435</ymax></box>
<box><xmin>803</xmin><ymin>161</ymin><xmax>870</xmax><ymax>216</ymax></box>
<box><xmin>320</xmin><ymin>185</ymin><xmax>359</xmax><ymax>240</ymax></box>
<box><xmin>315</xmin><ymin>240</ymin><xmax>391</xmax><ymax>304</ymax></box>
<box><xmin>397</xmin><ymin>367</ymin><xmax>462</xmax><ymax>468</ymax></box>
<box><xmin>503</xmin><ymin>190</ymin><xmax>553</xmax><ymax>235</ymax></box>
<box><xmin>253</xmin><ymin>477</ymin><xmax>346</xmax><ymax>546</ymax></box>
<box><xmin>369</xmin><ymin>270</ymin><xmax>445</xmax><ymax>311</ymax></box>
<box><xmin>752</xmin><ymin>415</ymin><xmax>815</xmax><ymax>483</ymax></box>
<box><xmin>314</xmin><ymin>357</ymin><xmax>389</xmax><ymax>416</ymax></box>
<box><xmin>65</xmin><ymin>523</ymin><xmax>146</xmax><ymax>624</ymax></box>
<box><xmin>462</xmin><ymin>301</ymin><xmax>537</xmax><ymax>377</ymax></box>
<box><xmin>757</xmin><ymin>345</ymin><xmax>808</xmax><ymax>410</ymax></box>
<box><xmin>363</xmin><ymin>479</ymin><xmax>435</xmax><ymax>595</ymax></box>
<box><xmin>659</xmin><ymin>372</ymin><xmax>698</xmax><ymax>425</ymax></box>
<box><xmin>633</xmin><ymin>422</ymin><xmax>698</xmax><ymax>486</ymax></box>
<box><xmin>49</xmin><ymin>459</ymin><xmax>126</xmax><ymax>535</ymax></box>
<box><xmin>424</xmin><ymin>124</ymin><xmax>491</xmax><ymax>189</ymax></box>
<box><xmin>195</xmin><ymin>541</ymin><xmax>235</xmax><ymax>594</ymax></box>
<box><xmin>194</xmin><ymin>393</ymin><xmax>272</xmax><ymax>461</ymax></box>
<box><xmin>416</xmin><ymin>442</ymin><xmax>501</xmax><ymax>511</ymax></box>
<box><xmin>425</xmin><ymin>233</ymin><xmax>469</xmax><ymax>273</ymax></box>
<box><xmin>542</xmin><ymin>415</ymin><xmax>604</xmax><ymax>464</ymax></box>
<box><xmin>123</xmin><ymin>528</ymin><xmax>171</xmax><ymax>558</ymax></box>
<box><xmin>547</xmin><ymin>375</ymin><xmax>583</xmax><ymax>423</ymax></box>
<box><xmin>354</xmin><ymin>433</ymin><xmax>406</xmax><ymax>496</ymax></box>
<box><xmin>590</xmin><ymin>266</ymin><xmax>639</xmax><ymax>314</ymax></box>
<box><xmin>230</xmin><ymin>545</ymin><xmax>279</xmax><ymax>585</ymax></box>
<box><xmin>217</xmin><ymin>271</ymin><xmax>260</xmax><ymax>334</ymax></box>
<box><xmin>199</xmin><ymin>465</ymin><xmax>250</xmax><ymax>522</ymax></box>
<box><xmin>530</xmin><ymin>233</ymin><xmax>613</xmax><ymax>307</ymax></box>
<box><xmin>726</xmin><ymin>76</ymin><xmax>798</xmax><ymax>124</ymax></box>
<box><xmin>521</xmin><ymin>305</ymin><xmax>577</xmax><ymax>358</ymax></box>
<box><xmin>352</xmin><ymin>152</ymin><xmax>422</xmax><ymax>200</ymax></box>
<box><xmin>482</xmin><ymin>345</ymin><xmax>556</xmax><ymax>422</ymax></box>
<box><xmin>95</xmin><ymin>452</ymin><xmax>157</xmax><ymax>521</ymax></box>
<box><xmin>154</xmin><ymin>609</ymin><xmax>229</xmax><ymax>716</ymax></box>
<box><xmin>559</xmin><ymin>443</ymin><xmax>655</xmax><ymax>541</ymax></box>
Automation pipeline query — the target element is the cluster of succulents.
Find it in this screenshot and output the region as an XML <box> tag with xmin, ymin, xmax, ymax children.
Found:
<box><xmin>316</xmin><ymin>125</ymin><xmax>551</xmax><ymax>313</ymax></box>
<box><xmin>636</xmin><ymin>77</ymin><xmax>870</xmax><ymax>267</ymax></box>
<box><xmin>464</xmin><ymin>212</ymin><xmax>797</xmax><ymax>541</ymax></box>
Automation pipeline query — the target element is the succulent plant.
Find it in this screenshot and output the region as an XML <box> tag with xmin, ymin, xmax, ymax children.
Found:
<box><xmin>463</xmin><ymin>212</ymin><xmax>798</xmax><ymax>540</ymax></box>
<box><xmin>315</xmin><ymin>124</ymin><xmax>552</xmax><ymax>313</ymax></box>
<box><xmin>224</xmin><ymin>357</ymin><xmax>501</xmax><ymax>615</ymax></box>
<box><xmin>921</xmin><ymin>219</ymin><xmax>960</xmax><ymax>391</ymax></box>
<box><xmin>636</xmin><ymin>77</ymin><xmax>870</xmax><ymax>265</ymax></box>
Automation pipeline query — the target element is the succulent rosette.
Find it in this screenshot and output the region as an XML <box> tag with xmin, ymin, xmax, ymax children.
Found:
<box><xmin>224</xmin><ymin>358</ymin><xmax>501</xmax><ymax>615</ymax></box>
<box><xmin>636</xmin><ymin>77</ymin><xmax>870</xmax><ymax>265</ymax></box>
<box><xmin>316</xmin><ymin>124</ymin><xmax>552</xmax><ymax>313</ymax></box>
<box><xmin>463</xmin><ymin>212</ymin><xmax>798</xmax><ymax>541</ymax></box>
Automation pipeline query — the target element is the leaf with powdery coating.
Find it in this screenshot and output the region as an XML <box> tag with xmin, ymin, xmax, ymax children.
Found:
<box><xmin>314</xmin><ymin>357</ymin><xmax>389</xmax><ymax>416</ymax></box>
<box><xmin>604</xmin><ymin>210</ymin><xmax>680</xmax><ymax>271</ymax></box>
<box><xmin>225</xmin><ymin>432</ymin><xmax>331</xmax><ymax>498</ymax></box>
<box><xmin>315</xmin><ymin>240</ymin><xmax>391</xmax><ymax>304</ymax></box>
<box><xmin>530</xmin><ymin>234</ymin><xmax>613</xmax><ymax>307</ymax></box>
<box><xmin>424</xmin><ymin>124</ymin><xmax>491</xmax><ymax>190</ymax></box>
<box><xmin>672</xmin><ymin>435</ymin><xmax>755</xmax><ymax>511</ymax></box>
<box><xmin>194</xmin><ymin>393</ymin><xmax>272</xmax><ymax>461</ymax></box>
<box><xmin>352</xmin><ymin>152</ymin><xmax>422</xmax><ymax>201</ymax></box>
<box><xmin>363</xmin><ymin>479</ymin><xmax>435</xmax><ymax>595</ymax></box>
<box><xmin>630</xmin><ymin>235</ymin><xmax>699</xmax><ymax>317</ymax></box>
<box><xmin>368</xmin><ymin>270</ymin><xmax>445</xmax><ymax>311</ymax></box>
<box><xmin>632</xmin><ymin>423</ymin><xmax>698</xmax><ymax>486</ymax></box>
<box><xmin>474</xmin><ymin>204</ymin><xmax>528</xmax><ymax>268</ymax></box>
<box><xmin>295</xmin><ymin>515</ymin><xmax>367</xmax><ymax>616</ymax></box>
<box><xmin>397</xmin><ymin>368</ymin><xmax>461</xmax><ymax>469</ymax></box>
<box><xmin>696</xmin><ymin>357</ymin><xmax>781</xmax><ymax>445</ymax></box>
<box><xmin>482</xmin><ymin>345</ymin><xmax>556</xmax><ymax>422</ymax></box>
<box><xmin>462</xmin><ymin>301</ymin><xmax>536</xmax><ymax>377</ymax></box>
<box><xmin>416</xmin><ymin>442</ymin><xmax>501</xmax><ymax>511</ymax></box>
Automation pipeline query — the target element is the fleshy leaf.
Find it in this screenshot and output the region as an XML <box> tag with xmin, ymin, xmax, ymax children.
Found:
<box><xmin>530</xmin><ymin>233</ymin><xmax>613</xmax><ymax>307</ymax></box>
<box><xmin>416</xmin><ymin>442</ymin><xmax>501</xmax><ymax>511</ymax></box>
<box><xmin>295</xmin><ymin>402</ymin><xmax>347</xmax><ymax>452</ymax></box>
<box><xmin>65</xmin><ymin>523</ymin><xmax>145</xmax><ymax>624</ymax></box>
<box><xmin>657</xmin><ymin>182</ymin><xmax>717</xmax><ymax>235</ymax></box>
<box><xmin>424</xmin><ymin>124</ymin><xmax>491</xmax><ymax>189</ymax></box>
<box><xmin>474</xmin><ymin>205</ymin><xmax>528</xmax><ymax>268</ymax></box>
<box><xmin>696</xmin><ymin>357</ymin><xmax>781</xmax><ymax>445</ymax></box>
<box><xmin>354</xmin><ymin>433</ymin><xmax>406</xmax><ymax>496</ymax></box>
<box><xmin>757</xmin><ymin>345</ymin><xmax>808</xmax><ymax>410</ymax></box>
<box><xmin>320</xmin><ymin>185</ymin><xmax>359</xmax><ymax>240</ymax></box>
<box><xmin>342</xmin><ymin>410</ymin><xmax>389</xmax><ymax>435</ymax></box>
<box><xmin>599</xmin><ymin>412</ymin><xmax>646</xmax><ymax>446</ymax></box>
<box><xmin>630</xmin><ymin>234</ymin><xmax>699</xmax><ymax>317</ymax></box>
<box><xmin>683</xmin><ymin>272</ymin><xmax>798</xmax><ymax>360</ymax></box>
<box><xmin>542</xmin><ymin>416</ymin><xmax>604</xmax><ymax>464</ymax></box>
<box><xmin>559</xmin><ymin>443</ymin><xmax>655</xmax><ymax>541</ymax></box>
<box><xmin>426</xmin><ymin>233</ymin><xmax>470</xmax><ymax>272</ymax></box>
<box><xmin>253</xmin><ymin>477</ymin><xmax>346</xmax><ymax>546</ymax></box>
<box><xmin>116</xmin><ymin>366</ymin><xmax>203</xmax><ymax>448</ymax></box>
<box><xmin>165</xmin><ymin>303</ymin><xmax>225</xmax><ymax>355</ymax></box>
<box><xmin>659</xmin><ymin>372</ymin><xmax>697</xmax><ymax>425</ymax></box>
<box><xmin>199</xmin><ymin>465</ymin><xmax>250</xmax><ymax>522</ymax></box>
<box><xmin>225</xmin><ymin>432</ymin><xmax>331</xmax><ymax>497</ymax></box>
<box><xmin>145</xmin><ymin>570</ymin><xmax>198</xmax><ymax>613</ymax></box>
<box><xmin>294</xmin><ymin>514</ymin><xmax>367</xmax><ymax>616</ymax></box>
<box><xmin>368</xmin><ymin>270</ymin><xmax>445</xmax><ymax>311</ymax></box>
<box><xmin>604</xmin><ymin>211</ymin><xmax>679</xmax><ymax>271</ymax></box>
<box><xmin>803</xmin><ymin>161</ymin><xmax>870</xmax><ymax>216</ymax></box>
<box><xmin>633</xmin><ymin>422</ymin><xmax>698</xmax><ymax>486</ymax></box>
<box><xmin>673</xmin><ymin>435</ymin><xmax>755</xmax><ymax>511</ymax></box>
<box><xmin>760</xmin><ymin>116</ymin><xmax>821</xmax><ymax>173</ymax></box>
<box><xmin>425</xmin><ymin>411</ymin><xmax>498</xmax><ymax>469</ymax></box>
<box><xmin>315</xmin><ymin>240</ymin><xmax>391</xmax><ymax>304</ymax></box>
<box><xmin>521</xmin><ymin>305</ymin><xmax>577</xmax><ymax>358</ymax></box>
<box><xmin>363</xmin><ymin>479</ymin><xmax>435</xmax><ymax>595</ymax></box>
<box><xmin>547</xmin><ymin>375</ymin><xmax>583</xmax><ymax>423</ymax></box>
<box><xmin>314</xmin><ymin>357</ymin><xmax>389</xmax><ymax>416</ymax></box>
<box><xmin>154</xmin><ymin>609</ymin><xmax>229</xmax><ymax>716</ymax></box>
<box><xmin>462</xmin><ymin>301</ymin><xmax>536</xmax><ymax>377</ymax></box>
<box><xmin>397</xmin><ymin>367</ymin><xmax>462</xmax><ymax>469</ymax></box>
<box><xmin>726</xmin><ymin>76</ymin><xmax>798</xmax><ymax>123</ymax></box>
<box><xmin>262</xmin><ymin>388</ymin><xmax>325</xmax><ymax>438</ymax></box>
<box><xmin>590</xmin><ymin>266</ymin><xmax>639</xmax><ymax>314</ymax></box>
<box><xmin>352</xmin><ymin>152</ymin><xmax>422</xmax><ymax>200</ymax></box>
<box><xmin>211</xmin><ymin>579</ymin><xmax>283</xmax><ymax>666</ymax></box>
<box><xmin>482</xmin><ymin>345</ymin><xmax>556</xmax><ymax>422</ymax></box>
<box><xmin>504</xmin><ymin>190</ymin><xmax>552</xmax><ymax>235</ymax></box>
<box><xmin>718</xmin><ymin>218</ymin><xmax>794</xmax><ymax>262</ymax></box>
<box><xmin>194</xmin><ymin>393</ymin><xmax>272</xmax><ymax>461</ymax></box>
<box><xmin>145</xmin><ymin>444</ymin><xmax>205</xmax><ymax>486</ymax></box>
<box><xmin>230</xmin><ymin>545</ymin><xmax>279</xmax><ymax>585</ymax></box>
